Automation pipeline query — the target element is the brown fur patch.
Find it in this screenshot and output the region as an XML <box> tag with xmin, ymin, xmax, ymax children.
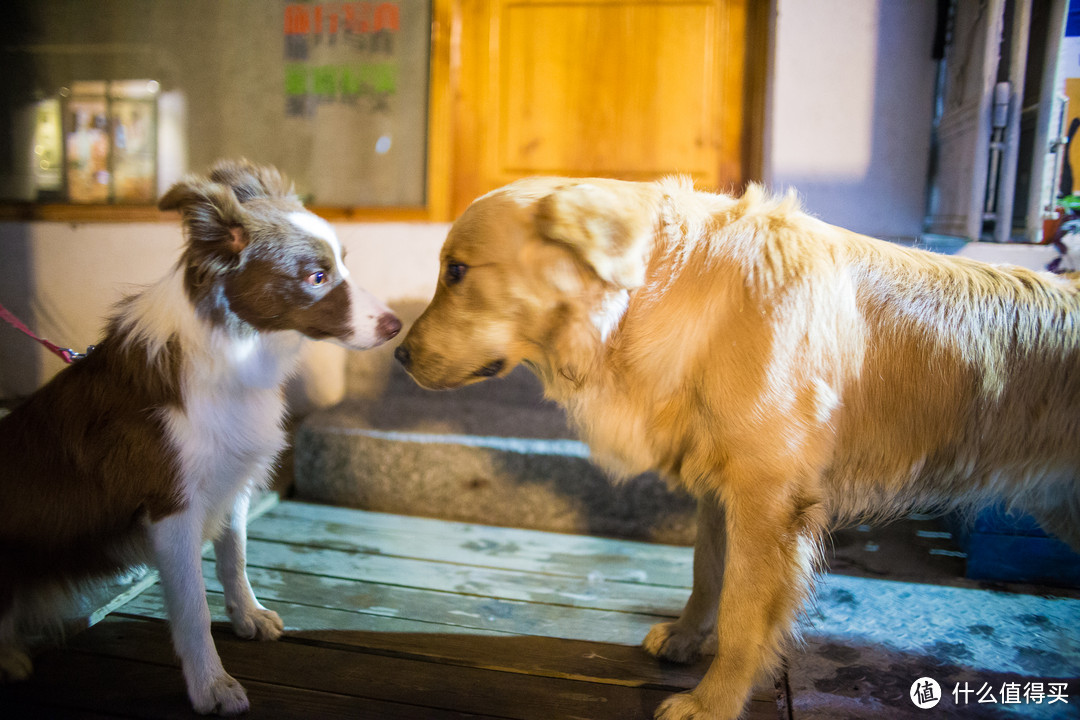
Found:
<box><xmin>0</xmin><ymin>318</ymin><xmax>183</xmax><ymax>612</ymax></box>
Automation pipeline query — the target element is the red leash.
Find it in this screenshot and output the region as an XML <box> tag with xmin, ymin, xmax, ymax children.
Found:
<box><xmin>0</xmin><ymin>302</ymin><xmax>91</xmax><ymax>363</ymax></box>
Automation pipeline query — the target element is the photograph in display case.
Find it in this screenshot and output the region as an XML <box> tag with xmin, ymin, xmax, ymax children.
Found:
<box><xmin>63</xmin><ymin>80</ymin><xmax>158</xmax><ymax>204</ymax></box>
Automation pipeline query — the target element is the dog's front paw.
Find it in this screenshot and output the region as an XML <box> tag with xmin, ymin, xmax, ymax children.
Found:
<box><xmin>0</xmin><ymin>646</ymin><xmax>32</xmax><ymax>682</ymax></box>
<box><xmin>643</xmin><ymin>621</ymin><xmax>709</xmax><ymax>664</ymax></box>
<box><xmin>228</xmin><ymin>605</ymin><xmax>283</xmax><ymax>641</ymax></box>
<box><xmin>189</xmin><ymin>671</ymin><xmax>249</xmax><ymax>716</ymax></box>
<box><xmin>655</xmin><ymin>691</ymin><xmax>715</xmax><ymax>720</ymax></box>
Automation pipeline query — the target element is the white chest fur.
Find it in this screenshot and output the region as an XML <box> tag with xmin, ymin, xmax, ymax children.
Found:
<box><xmin>165</xmin><ymin>329</ymin><xmax>303</xmax><ymax>524</ymax></box>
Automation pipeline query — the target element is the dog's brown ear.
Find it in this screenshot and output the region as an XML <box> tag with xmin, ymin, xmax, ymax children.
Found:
<box><xmin>159</xmin><ymin>176</ymin><xmax>250</xmax><ymax>257</ymax></box>
<box><xmin>157</xmin><ymin>179</ymin><xmax>198</xmax><ymax>213</ymax></box>
<box><xmin>534</xmin><ymin>181</ymin><xmax>659</xmax><ymax>289</ymax></box>
<box><xmin>208</xmin><ymin>158</ymin><xmax>296</xmax><ymax>203</ymax></box>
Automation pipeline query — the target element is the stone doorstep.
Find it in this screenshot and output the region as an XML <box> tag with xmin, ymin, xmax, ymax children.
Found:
<box><xmin>292</xmin><ymin>365</ymin><xmax>699</xmax><ymax>545</ymax></box>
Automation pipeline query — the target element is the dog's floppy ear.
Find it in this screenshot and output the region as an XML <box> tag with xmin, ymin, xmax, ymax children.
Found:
<box><xmin>159</xmin><ymin>176</ymin><xmax>250</xmax><ymax>256</ymax></box>
<box><xmin>534</xmin><ymin>181</ymin><xmax>659</xmax><ymax>289</ymax></box>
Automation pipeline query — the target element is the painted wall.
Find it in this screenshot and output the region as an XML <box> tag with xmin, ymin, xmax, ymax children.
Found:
<box><xmin>766</xmin><ymin>0</ymin><xmax>939</xmax><ymax>239</ymax></box>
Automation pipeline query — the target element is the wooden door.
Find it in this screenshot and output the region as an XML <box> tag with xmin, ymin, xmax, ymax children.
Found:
<box><xmin>450</xmin><ymin>0</ymin><xmax>756</xmax><ymax>215</ymax></box>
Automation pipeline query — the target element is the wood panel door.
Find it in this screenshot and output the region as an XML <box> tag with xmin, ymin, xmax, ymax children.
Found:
<box><xmin>451</xmin><ymin>0</ymin><xmax>756</xmax><ymax>215</ymax></box>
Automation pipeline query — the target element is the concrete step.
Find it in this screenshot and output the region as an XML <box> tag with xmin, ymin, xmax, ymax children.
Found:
<box><xmin>293</xmin><ymin>357</ymin><xmax>697</xmax><ymax>545</ymax></box>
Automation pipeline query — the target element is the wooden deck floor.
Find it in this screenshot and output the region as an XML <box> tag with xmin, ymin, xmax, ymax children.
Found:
<box><xmin>0</xmin><ymin>497</ymin><xmax>783</xmax><ymax>719</ymax></box>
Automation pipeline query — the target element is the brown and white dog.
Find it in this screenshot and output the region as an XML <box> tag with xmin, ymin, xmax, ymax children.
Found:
<box><xmin>394</xmin><ymin>177</ymin><xmax>1080</xmax><ymax>719</ymax></box>
<box><xmin>0</xmin><ymin>160</ymin><xmax>400</xmax><ymax>715</ymax></box>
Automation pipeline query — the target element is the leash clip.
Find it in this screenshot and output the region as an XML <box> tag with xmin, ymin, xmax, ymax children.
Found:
<box><xmin>63</xmin><ymin>345</ymin><xmax>96</xmax><ymax>362</ymax></box>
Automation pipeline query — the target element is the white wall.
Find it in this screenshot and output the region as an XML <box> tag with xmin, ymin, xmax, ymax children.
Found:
<box><xmin>766</xmin><ymin>0</ymin><xmax>939</xmax><ymax>238</ymax></box>
<box><xmin>0</xmin><ymin>221</ymin><xmax>447</xmax><ymax>403</ymax></box>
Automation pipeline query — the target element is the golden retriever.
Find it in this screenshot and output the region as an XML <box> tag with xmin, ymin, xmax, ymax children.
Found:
<box><xmin>394</xmin><ymin>177</ymin><xmax>1080</xmax><ymax>719</ymax></box>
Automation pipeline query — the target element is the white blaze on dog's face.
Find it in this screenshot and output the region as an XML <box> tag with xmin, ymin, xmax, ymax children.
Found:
<box><xmin>223</xmin><ymin>207</ymin><xmax>400</xmax><ymax>350</ymax></box>
<box><xmin>396</xmin><ymin>177</ymin><xmax>657</xmax><ymax>390</ymax></box>
<box><xmin>285</xmin><ymin>211</ymin><xmax>400</xmax><ymax>349</ymax></box>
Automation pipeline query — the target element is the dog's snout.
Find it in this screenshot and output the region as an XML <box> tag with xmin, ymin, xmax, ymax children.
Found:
<box><xmin>378</xmin><ymin>313</ymin><xmax>402</xmax><ymax>341</ymax></box>
<box><xmin>394</xmin><ymin>344</ymin><xmax>411</xmax><ymax>368</ymax></box>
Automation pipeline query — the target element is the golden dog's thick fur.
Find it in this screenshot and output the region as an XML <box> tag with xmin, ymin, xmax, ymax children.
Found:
<box><xmin>396</xmin><ymin>177</ymin><xmax>1080</xmax><ymax>719</ymax></box>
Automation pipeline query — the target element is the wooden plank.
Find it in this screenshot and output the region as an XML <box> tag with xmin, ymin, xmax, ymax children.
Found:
<box><xmin>57</xmin><ymin>616</ymin><xmax>685</xmax><ymax>720</ymax></box>
<box><xmin>67</xmin><ymin>566</ymin><xmax>159</xmax><ymax>633</ymax></box>
<box><xmin>222</xmin><ymin>537</ymin><xmax>691</xmax><ymax>617</ymax></box>
<box><xmin>0</xmin><ymin>696</ymin><xmax>126</xmax><ymax>720</ymax></box>
<box><xmin>268</xmin><ymin>501</ymin><xmax>694</xmax><ymax>581</ymax></box>
<box><xmin>126</xmin><ymin>560</ymin><xmax>671</xmax><ymax>645</ymax></box>
<box><xmin>116</xmin><ymin>567</ymin><xmax>779</xmax><ymax>717</ymax></box>
<box><xmin>121</xmin><ymin>583</ymin><xmax>516</xmax><ymax>639</ymax></box>
<box><xmin>18</xmin><ymin>496</ymin><xmax>780</xmax><ymax>720</ymax></box>
<box><xmin>254</xmin><ymin>501</ymin><xmax>693</xmax><ymax>587</ymax></box>
<box><xmin>11</xmin><ymin>498</ymin><xmax>782</xmax><ymax>718</ymax></box>
<box><xmin>1</xmin><ymin>646</ymin><xmax>499</xmax><ymax>720</ymax></box>
<box><xmin>120</xmin><ymin>585</ymin><xmax>709</xmax><ymax>691</ymax></box>
<box><xmin>222</xmin><ymin>564</ymin><xmax>665</xmax><ymax>642</ymax></box>
<box><xmin>74</xmin><ymin>491</ymin><xmax>281</xmax><ymax>632</ymax></box>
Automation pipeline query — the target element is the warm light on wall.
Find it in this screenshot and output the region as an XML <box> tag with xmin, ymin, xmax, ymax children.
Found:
<box><xmin>771</xmin><ymin>1</ymin><xmax>878</xmax><ymax>180</ymax></box>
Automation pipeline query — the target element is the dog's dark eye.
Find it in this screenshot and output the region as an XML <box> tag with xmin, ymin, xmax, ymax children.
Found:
<box><xmin>307</xmin><ymin>271</ymin><xmax>328</xmax><ymax>287</ymax></box>
<box><xmin>445</xmin><ymin>262</ymin><xmax>468</xmax><ymax>286</ymax></box>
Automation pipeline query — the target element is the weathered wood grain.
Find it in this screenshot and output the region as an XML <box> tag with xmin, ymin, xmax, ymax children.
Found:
<box><xmin>2</xmin><ymin>499</ymin><xmax>783</xmax><ymax>719</ymax></box>
<box><xmin>256</xmin><ymin>501</ymin><xmax>693</xmax><ymax>586</ymax></box>
<box><xmin>130</xmin><ymin>560</ymin><xmax>672</xmax><ymax>644</ymax></box>
<box><xmin>58</xmin><ymin>616</ymin><xmax>690</xmax><ymax>720</ymax></box>
<box><xmin>121</xmin><ymin>585</ymin><xmax>711</xmax><ymax>690</ymax></box>
<box><xmin>2</xmin><ymin>639</ymin><xmax>503</xmax><ymax>719</ymax></box>
<box><xmin>215</xmin><ymin>537</ymin><xmax>691</xmax><ymax>617</ymax></box>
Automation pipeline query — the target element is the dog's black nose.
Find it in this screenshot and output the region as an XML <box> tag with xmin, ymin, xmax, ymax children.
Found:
<box><xmin>394</xmin><ymin>344</ymin><xmax>411</xmax><ymax>368</ymax></box>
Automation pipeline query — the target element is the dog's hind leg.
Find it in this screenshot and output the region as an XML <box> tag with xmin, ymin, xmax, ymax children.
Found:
<box><xmin>213</xmin><ymin>482</ymin><xmax>283</xmax><ymax>641</ymax></box>
<box><xmin>150</xmin><ymin>510</ymin><xmax>249</xmax><ymax>716</ymax></box>
<box><xmin>0</xmin><ymin>587</ymin><xmax>31</xmax><ymax>683</ymax></box>
<box><xmin>644</xmin><ymin>498</ymin><xmax>725</xmax><ymax>663</ymax></box>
